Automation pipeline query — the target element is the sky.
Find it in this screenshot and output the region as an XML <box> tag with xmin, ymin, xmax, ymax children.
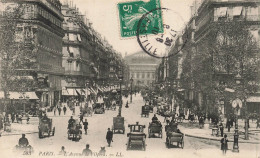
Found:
<box><xmin>64</xmin><ymin>0</ymin><xmax>194</xmax><ymax>57</ymax></box>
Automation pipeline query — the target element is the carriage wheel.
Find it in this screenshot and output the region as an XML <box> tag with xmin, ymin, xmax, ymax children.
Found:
<box><xmin>143</xmin><ymin>142</ymin><xmax>146</xmax><ymax>151</ymax></box>
<box><xmin>52</xmin><ymin>127</ymin><xmax>55</xmax><ymax>136</ymax></box>
<box><xmin>126</xmin><ymin>140</ymin><xmax>130</xmax><ymax>150</ymax></box>
<box><xmin>181</xmin><ymin>139</ymin><xmax>184</xmax><ymax>149</ymax></box>
<box><xmin>38</xmin><ymin>131</ymin><xmax>42</xmax><ymax>138</ymax></box>
<box><xmin>166</xmin><ymin>138</ymin><xmax>170</xmax><ymax>149</ymax></box>
<box><xmin>160</xmin><ymin>131</ymin><xmax>163</xmax><ymax>138</ymax></box>
<box><xmin>123</xmin><ymin>129</ymin><xmax>125</xmax><ymax>134</ymax></box>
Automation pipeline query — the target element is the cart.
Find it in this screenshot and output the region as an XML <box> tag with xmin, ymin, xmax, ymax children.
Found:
<box><xmin>141</xmin><ymin>105</ymin><xmax>150</xmax><ymax>117</ymax></box>
<box><xmin>67</xmin><ymin>119</ymin><xmax>82</xmax><ymax>141</ymax></box>
<box><xmin>112</xmin><ymin>116</ymin><xmax>125</xmax><ymax>134</ymax></box>
<box><xmin>165</xmin><ymin>125</ymin><xmax>184</xmax><ymax>149</ymax></box>
<box><xmin>93</xmin><ymin>102</ymin><xmax>105</xmax><ymax>114</ymax></box>
<box><xmin>126</xmin><ymin>122</ymin><xmax>146</xmax><ymax>151</ymax></box>
<box><xmin>148</xmin><ymin>122</ymin><xmax>162</xmax><ymax>138</ymax></box>
<box><xmin>38</xmin><ymin>118</ymin><xmax>55</xmax><ymax>138</ymax></box>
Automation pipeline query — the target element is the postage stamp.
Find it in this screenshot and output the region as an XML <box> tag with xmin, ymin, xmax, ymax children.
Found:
<box><xmin>136</xmin><ymin>8</ymin><xmax>187</xmax><ymax>58</ymax></box>
<box><xmin>117</xmin><ymin>0</ymin><xmax>163</xmax><ymax>38</ymax></box>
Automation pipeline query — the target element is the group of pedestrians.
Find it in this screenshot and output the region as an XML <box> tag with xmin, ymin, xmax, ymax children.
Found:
<box><xmin>59</xmin><ymin>144</ymin><xmax>106</xmax><ymax>156</ymax></box>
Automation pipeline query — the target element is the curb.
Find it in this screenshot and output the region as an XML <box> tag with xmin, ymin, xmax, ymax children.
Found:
<box><xmin>183</xmin><ymin>133</ymin><xmax>260</xmax><ymax>144</ymax></box>
<box><xmin>0</xmin><ymin>131</ymin><xmax>38</xmax><ymax>137</ymax></box>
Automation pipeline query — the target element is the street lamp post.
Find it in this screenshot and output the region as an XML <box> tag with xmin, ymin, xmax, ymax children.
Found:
<box><xmin>130</xmin><ymin>77</ymin><xmax>133</xmax><ymax>103</ymax></box>
<box><xmin>232</xmin><ymin>73</ymin><xmax>243</xmax><ymax>152</ymax></box>
<box><xmin>118</xmin><ymin>68</ymin><xmax>123</xmax><ymax>117</ymax></box>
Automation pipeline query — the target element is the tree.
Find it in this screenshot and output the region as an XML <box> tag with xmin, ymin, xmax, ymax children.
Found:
<box><xmin>0</xmin><ymin>2</ymin><xmax>38</xmax><ymax>112</ymax></box>
<box><xmin>181</xmin><ymin>20</ymin><xmax>259</xmax><ymax>139</ymax></box>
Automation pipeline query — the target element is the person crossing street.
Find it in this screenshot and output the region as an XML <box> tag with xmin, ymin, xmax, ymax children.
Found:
<box><xmin>106</xmin><ymin>128</ymin><xmax>113</xmax><ymax>147</ymax></box>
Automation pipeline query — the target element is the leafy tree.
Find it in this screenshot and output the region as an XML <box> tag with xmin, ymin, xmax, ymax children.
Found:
<box><xmin>181</xmin><ymin>20</ymin><xmax>259</xmax><ymax>115</ymax></box>
<box><xmin>0</xmin><ymin>3</ymin><xmax>38</xmax><ymax>105</ymax></box>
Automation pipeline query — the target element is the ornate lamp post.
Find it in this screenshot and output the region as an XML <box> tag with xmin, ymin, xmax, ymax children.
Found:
<box><xmin>118</xmin><ymin>67</ymin><xmax>123</xmax><ymax>116</ymax></box>
<box><xmin>130</xmin><ymin>77</ymin><xmax>133</xmax><ymax>103</ymax></box>
<box><xmin>232</xmin><ymin>73</ymin><xmax>243</xmax><ymax>153</ymax></box>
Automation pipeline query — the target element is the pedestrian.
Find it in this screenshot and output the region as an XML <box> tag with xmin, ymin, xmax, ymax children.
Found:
<box><xmin>226</xmin><ymin>119</ymin><xmax>231</xmax><ymax>132</ymax></box>
<box><xmin>79</xmin><ymin>114</ymin><xmax>84</xmax><ymax>124</ymax></box>
<box><xmin>11</xmin><ymin>113</ymin><xmax>15</xmax><ymax>123</ymax></box>
<box><xmin>220</xmin><ymin>134</ymin><xmax>228</xmax><ymax>155</ymax></box>
<box><xmin>219</xmin><ymin>122</ymin><xmax>224</xmax><ymax>137</ymax></box>
<box><xmin>106</xmin><ymin>128</ymin><xmax>113</xmax><ymax>147</ymax></box>
<box><xmin>63</xmin><ymin>106</ymin><xmax>67</xmax><ymax>115</ymax></box>
<box><xmin>125</xmin><ymin>101</ymin><xmax>129</xmax><ymax>108</ymax></box>
<box><xmin>83</xmin><ymin>119</ymin><xmax>88</xmax><ymax>134</ymax></box>
<box><xmin>58</xmin><ymin>106</ymin><xmax>62</xmax><ymax>116</ymax></box>
<box><xmin>59</xmin><ymin>146</ymin><xmax>66</xmax><ymax>156</ymax></box>
<box><xmin>15</xmin><ymin>113</ymin><xmax>19</xmax><ymax>123</ymax></box>
<box><xmin>257</xmin><ymin>117</ymin><xmax>260</xmax><ymax>129</ymax></box>
<box><xmin>53</xmin><ymin>107</ymin><xmax>56</xmax><ymax>116</ymax></box>
<box><xmin>82</xmin><ymin>144</ymin><xmax>92</xmax><ymax>156</ymax></box>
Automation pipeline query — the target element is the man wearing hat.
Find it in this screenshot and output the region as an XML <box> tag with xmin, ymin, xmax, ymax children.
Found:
<box><xmin>106</xmin><ymin>128</ymin><xmax>113</xmax><ymax>147</ymax></box>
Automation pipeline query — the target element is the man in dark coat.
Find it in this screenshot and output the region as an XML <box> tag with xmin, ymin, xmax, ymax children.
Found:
<box><xmin>106</xmin><ymin>128</ymin><xmax>113</xmax><ymax>147</ymax></box>
<box><xmin>58</xmin><ymin>106</ymin><xmax>62</xmax><ymax>116</ymax></box>
<box><xmin>220</xmin><ymin>134</ymin><xmax>228</xmax><ymax>155</ymax></box>
<box><xmin>83</xmin><ymin>119</ymin><xmax>88</xmax><ymax>134</ymax></box>
<box><xmin>219</xmin><ymin>122</ymin><xmax>224</xmax><ymax>137</ymax></box>
<box><xmin>63</xmin><ymin>106</ymin><xmax>67</xmax><ymax>115</ymax></box>
<box><xmin>19</xmin><ymin>134</ymin><xmax>29</xmax><ymax>147</ymax></box>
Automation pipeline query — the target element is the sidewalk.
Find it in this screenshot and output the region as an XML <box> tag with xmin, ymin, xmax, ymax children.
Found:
<box><xmin>179</xmin><ymin>120</ymin><xmax>260</xmax><ymax>144</ymax></box>
<box><xmin>0</xmin><ymin>117</ymin><xmax>38</xmax><ymax>136</ymax></box>
<box><xmin>0</xmin><ymin>106</ymin><xmax>81</xmax><ymax>137</ymax></box>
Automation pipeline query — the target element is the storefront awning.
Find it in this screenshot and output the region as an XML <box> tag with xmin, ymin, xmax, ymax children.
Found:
<box><xmin>97</xmin><ymin>86</ymin><xmax>103</xmax><ymax>92</ymax></box>
<box><xmin>247</xmin><ymin>96</ymin><xmax>260</xmax><ymax>103</ymax></box>
<box><xmin>0</xmin><ymin>91</ymin><xmax>39</xmax><ymax>100</ymax></box>
<box><xmin>62</xmin><ymin>89</ymin><xmax>77</xmax><ymax>96</ymax></box>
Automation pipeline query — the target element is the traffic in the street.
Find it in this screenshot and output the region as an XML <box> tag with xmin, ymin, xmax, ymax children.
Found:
<box><xmin>0</xmin><ymin>91</ymin><xmax>259</xmax><ymax>158</ymax></box>
<box><xmin>0</xmin><ymin>0</ymin><xmax>260</xmax><ymax>158</ymax></box>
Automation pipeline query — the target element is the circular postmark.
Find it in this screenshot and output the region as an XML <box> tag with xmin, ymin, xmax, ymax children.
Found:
<box><xmin>136</xmin><ymin>8</ymin><xmax>188</xmax><ymax>58</ymax></box>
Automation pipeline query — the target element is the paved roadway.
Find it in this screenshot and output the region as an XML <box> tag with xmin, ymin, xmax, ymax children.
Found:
<box><xmin>0</xmin><ymin>94</ymin><xmax>259</xmax><ymax>158</ymax></box>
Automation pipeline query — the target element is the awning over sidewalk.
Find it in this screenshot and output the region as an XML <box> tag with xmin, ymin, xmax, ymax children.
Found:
<box><xmin>0</xmin><ymin>91</ymin><xmax>39</xmax><ymax>99</ymax></box>
<box><xmin>247</xmin><ymin>96</ymin><xmax>260</xmax><ymax>103</ymax></box>
<box><xmin>62</xmin><ymin>88</ymin><xmax>85</xmax><ymax>96</ymax></box>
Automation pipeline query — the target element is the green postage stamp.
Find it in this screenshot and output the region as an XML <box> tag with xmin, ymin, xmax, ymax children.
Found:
<box><xmin>118</xmin><ymin>0</ymin><xmax>163</xmax><ymax>38</ymax></box>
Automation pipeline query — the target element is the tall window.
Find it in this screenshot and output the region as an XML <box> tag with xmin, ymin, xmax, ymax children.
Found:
<box><xmin>147</xmin><ymin>73</ymin><xmax>150</xmax><ymax>78</ymax></box>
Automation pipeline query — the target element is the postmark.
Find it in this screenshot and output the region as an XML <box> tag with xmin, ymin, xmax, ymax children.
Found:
<box><xmin>117</xmin><ymin>0</ymin><xmax>163</xmax><ymax>38</ymax></box>
<box><xmin>136</xmin><ymin>8</ymin><xmax>188</xmax><ymax>58</ymax></box>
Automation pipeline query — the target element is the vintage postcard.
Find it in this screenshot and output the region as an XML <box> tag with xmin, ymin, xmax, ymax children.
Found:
<box><xmin>0</xmin><ymin>0</ymin><xmax>259</xmax><ymax>158</ymax></box>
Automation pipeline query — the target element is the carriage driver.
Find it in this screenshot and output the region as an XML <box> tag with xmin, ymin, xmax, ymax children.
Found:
<box><xmin>18</xmin><ymin>134</ymin><xmax>29</xmax><ymax>147</ymax></box>
<box><xmin>68</xmin><ymin>116</ymin><xmax>75</xmax><ymax>128</ymax></box>
<box><xmin>152</xmin><ymin>114</ymin><xmax>159</xmax><ymax>123</ymax></box>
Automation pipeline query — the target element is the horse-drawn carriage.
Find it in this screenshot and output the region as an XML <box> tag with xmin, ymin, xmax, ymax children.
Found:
<box><xmin>126</xmin><ymin>122</ymin><xmax>146</xmax><ymax>151</ymax></box>
<box><xmin>112</xmin><ymin>116</ymin><xmax>125</xmax><ymax>134</ymax></box>
<box><xmin>165</xmin><ymin>124</ymin><xmax>184</xmax><ymax>149</ymax></box>
<box><xmin>67</xmin><ymin>119</ymin><xmax>82</xmax><ymax>141</ymax></box>
<box><xmin>141</xmin><ymin>105</ymin><xmax>150</xmax><ymax>117</ymax></box>
<box><xmin>81</xmin><ymin>105</ymin><xmax>93</xmax><ymax>117</ymax></box>
<box><xmin>148</xmin><ymin>122</ymin><xmax>162</xmax><ymax>138</ymax></box>
<box><xmin>38</xmin><ymin>117</ymin><xmax>55</xmax><ymax>138</ymax></box>
<box><xmin>93</xmin><ymin>102</ymin><xmax>105</xmax><ymax>114</ymax></box>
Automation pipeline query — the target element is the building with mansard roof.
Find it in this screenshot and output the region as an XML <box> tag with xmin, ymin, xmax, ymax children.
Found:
<box><xmin>124</xmin><ymin>52</ymin><xmax>161</xmax><ymax>87</ymax></box>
